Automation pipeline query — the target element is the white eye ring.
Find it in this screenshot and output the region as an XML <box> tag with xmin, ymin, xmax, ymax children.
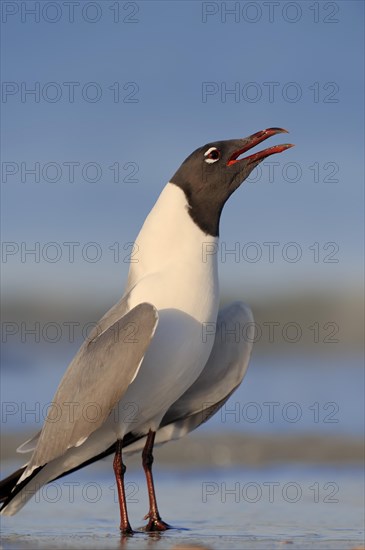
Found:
<box><xmin>204</xmin><ymin>147</ymin><xmax>220</xmax><ymax>164</ymax></box>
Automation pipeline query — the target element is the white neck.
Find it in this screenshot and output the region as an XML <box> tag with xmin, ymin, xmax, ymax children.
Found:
<box><xmin>127</xmin><ymin>183</ymin><xmax>219</xmax><ymax>322</ymax></box>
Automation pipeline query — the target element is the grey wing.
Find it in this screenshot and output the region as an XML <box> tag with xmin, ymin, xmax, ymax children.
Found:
<box><xmin>162</xmin><ymin>301</ymin><xmax>254</xmax><ymax>425</ymax></box>
<box><xmin>16</xmin><ymin>292</ymin><xmax>133</xmax><ymax>455</ymax></box>
<box><xmin>125</xmin><ymin>301</ymin><xmax>254</xmax><ymax>454</ymax></box>
<box><xmin>25</xmin><ymin>302</ymin><xmax>158</xmax><ymax>472</ymax></box>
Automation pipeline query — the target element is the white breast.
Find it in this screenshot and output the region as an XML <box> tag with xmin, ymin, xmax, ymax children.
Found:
<box><xmin>115</xmin><ymin>183</ymin><xmax>220</xmax><ymax>436</ymax></box>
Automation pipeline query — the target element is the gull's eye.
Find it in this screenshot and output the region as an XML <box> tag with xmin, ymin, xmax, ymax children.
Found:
<box><xmin>204</xmin><ymin>147</ymin><xmax>220</xmax><ymax>164</ymax></box>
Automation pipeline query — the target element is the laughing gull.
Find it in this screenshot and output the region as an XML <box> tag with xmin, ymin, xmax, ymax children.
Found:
<box><xmin>1</xmin><ymin>301</ymin><xmax>254</xmax><ymax>528</ymax></box>
<box><xmin>0</xmin><ymin>129</ymin><xmax>293</xmax><ymax>532</ymax></box>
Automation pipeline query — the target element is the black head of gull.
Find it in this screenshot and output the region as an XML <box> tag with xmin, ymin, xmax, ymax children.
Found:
<box><xmin>171</xmin><ymin>127</ymin><xmax>294</xmax><ymax>236</ymax></box>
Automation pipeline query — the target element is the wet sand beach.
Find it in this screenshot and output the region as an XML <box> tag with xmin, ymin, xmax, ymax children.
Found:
<box><xmin>1</xmin><ymin>432</ymin><xmax>364</xmax><ymax>550</ymax></box>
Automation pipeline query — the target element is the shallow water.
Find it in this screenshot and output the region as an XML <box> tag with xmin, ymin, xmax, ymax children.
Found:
<box><xmin>2</xmin><ymin>355</ymin><xmax>364</xmax><ymax>438</ymax></box>
<box><xmin>1</xmin><ymin>465</ymin><xmax>363</xmax><ymax>549</ymax></box>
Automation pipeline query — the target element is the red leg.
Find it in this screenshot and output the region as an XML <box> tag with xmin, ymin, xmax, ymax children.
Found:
<box><xmin>142</xmin><ymin>430</ymin><xmax>171</xmax><ymax>531</ymax></box>
<box><xmin>113</xmin><ymin>439</ymin><xmax>133</xmax><ymax>534</ymax></box>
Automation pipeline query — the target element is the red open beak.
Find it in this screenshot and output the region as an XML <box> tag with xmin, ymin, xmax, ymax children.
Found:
<box><xmin>227</xmin><ymin>128</ymin><xmax>294</xmax><ymax>166</ymax></box>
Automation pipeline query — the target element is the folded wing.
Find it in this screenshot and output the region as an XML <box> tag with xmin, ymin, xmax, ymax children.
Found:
<box><xmin>23</xmin><ymin>302</ymin><xmax>158</xmax><ymax>476</ymax></box>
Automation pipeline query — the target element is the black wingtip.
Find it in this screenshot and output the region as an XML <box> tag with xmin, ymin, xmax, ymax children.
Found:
<box><xmin>0</xmin><ymin>465</ymin><xmax>44</xmax><ymax>513</ymax></box>
<box><xmin>0</xmin><ymin>467</ymin><xmax>26</xmax><ymax>503</ymax></box>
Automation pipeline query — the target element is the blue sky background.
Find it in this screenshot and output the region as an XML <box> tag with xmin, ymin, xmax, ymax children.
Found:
<box><xmin>1</xmin><ymin>0</ymin><xmax>364</xmax><ymax>304</ymax></box>
<box><xmin>1</xmin><ymin>2</ymin><xmax>364</xmax><ymax>444</ymax></box>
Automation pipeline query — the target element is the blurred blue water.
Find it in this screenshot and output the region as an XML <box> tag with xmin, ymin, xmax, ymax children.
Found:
<box><xmin>1</xmin><ymin>465</ymin><xmax>364</xmax><ymax>549</ymax></box>
<box><xmin>1</xmin><ymin>352</ymin><xmax>363</xmax><ymax>436</ymax></box>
